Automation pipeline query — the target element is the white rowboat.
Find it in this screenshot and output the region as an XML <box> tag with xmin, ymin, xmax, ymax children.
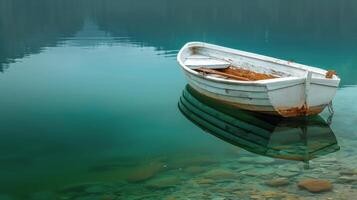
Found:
<box><xmin>177</xmin><ymin>42</ymin><xmax>340</xmax><ymax>117</ymax></box>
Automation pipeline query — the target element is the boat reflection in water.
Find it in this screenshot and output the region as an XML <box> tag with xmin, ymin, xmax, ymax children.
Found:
<box><xmin>178</xmin><ymin>85</ymin><xmax>339</xmax><ymax>165</ymax></box>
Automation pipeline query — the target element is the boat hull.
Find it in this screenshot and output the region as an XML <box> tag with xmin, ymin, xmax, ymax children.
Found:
<box><xmin>183</xmin><ymin>69</ymin><xmax>335</xmax><ymax>117</ymax></box>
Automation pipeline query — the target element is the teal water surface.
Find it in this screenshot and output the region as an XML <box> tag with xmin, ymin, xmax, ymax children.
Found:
<box><xmin>1</xmin><ymin>0</ymin><xmax>357</xmax><ymax>199</ymax></box>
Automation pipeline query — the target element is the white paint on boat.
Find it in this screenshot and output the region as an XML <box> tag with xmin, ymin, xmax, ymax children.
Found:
<box><xmin>184</xmin><ymin>55</ymin><xmax>230</xmax><ymax>69</ymax></box>
<box><xmin>177</xmin><ymin>42</ymin><xmax>340</xmax><ymax>117</ymax></box>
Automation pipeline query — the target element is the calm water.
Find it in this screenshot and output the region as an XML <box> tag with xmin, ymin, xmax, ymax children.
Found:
<box><xmin>1</xmin><ymin>0</ymin><xmax>357</xmax><ymax>199</ymax></box>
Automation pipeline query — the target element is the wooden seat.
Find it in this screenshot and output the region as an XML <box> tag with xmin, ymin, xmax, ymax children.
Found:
<box><xmin>184</xmin><ymin>55</ymin><xmax>230</xmax><ymax>69</ymax></box>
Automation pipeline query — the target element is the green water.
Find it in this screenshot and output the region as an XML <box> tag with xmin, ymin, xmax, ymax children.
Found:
<box><xmin>0</xmin><ymin>0</ymin><xmax>357</xmax><ymax>199</ymax></box>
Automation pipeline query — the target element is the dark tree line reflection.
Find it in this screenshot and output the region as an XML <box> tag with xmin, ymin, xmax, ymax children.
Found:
<box><xmin>1</xmin><ymin>0</ymin><xmax>357</xmax><ymax>84</ymax></box>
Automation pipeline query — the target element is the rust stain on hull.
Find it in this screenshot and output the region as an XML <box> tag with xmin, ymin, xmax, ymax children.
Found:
<box><xmin>208</xmin><ymin>99</ymin><xmax>324</xmax><ymax>117</ymax></box>
<box><xmin>190</xmin><ymin>84</ymin><xmax>326</xmax><ymax>117</ymax></box>
<box><xmin>325</xmin><ymin>70</ymin><xmax>337</xmax><ymax>79</ymax></box>
<box><xmin>277</xmin><ymin>105</ymin><xmax>325</xmax><ymax>117</ymax></box>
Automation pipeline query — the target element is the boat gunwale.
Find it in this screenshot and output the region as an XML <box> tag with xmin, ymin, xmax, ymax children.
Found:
<box><xmin>177</xmin><ymin>42</ymin><xmax>341</xmax><ymax>86</ymax></box>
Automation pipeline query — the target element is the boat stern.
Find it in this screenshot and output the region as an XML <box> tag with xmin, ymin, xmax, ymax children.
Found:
<box><xmin>266</xmin><ymin>76</ymin><xmax>340</xmax><ymax>117</ymax></box>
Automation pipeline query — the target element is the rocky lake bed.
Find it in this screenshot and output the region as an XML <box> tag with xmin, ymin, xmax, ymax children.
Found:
<box><xmin>2</xmin><ymin>137</ymin><xmax>355</xmax><ymax>200</ymax></box>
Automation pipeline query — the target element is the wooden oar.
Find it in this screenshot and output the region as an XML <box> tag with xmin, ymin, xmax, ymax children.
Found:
<box><xmin>196</xmin><ymin>68</ymin><xmax>250</xmax><ymax>81</ymax></box>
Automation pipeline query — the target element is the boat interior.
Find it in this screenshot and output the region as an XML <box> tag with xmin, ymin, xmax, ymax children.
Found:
<box><xmin>182</xmin><ymin>45</ymin><xmax>336</xmax><ymax>81</ymax></box>
<box><xmin>184</xmin><ymin>54</ymin><xmax>277</xmax><ymax>81</ymax></box>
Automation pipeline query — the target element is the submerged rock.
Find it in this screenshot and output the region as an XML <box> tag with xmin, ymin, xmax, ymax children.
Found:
<box><xmin>164</xmin><ymin>196</ymin><xmax>177</xmax><ymax>200</ymax></box>
<box><xmin>261</xmin><ymin>191</ymin><xmax>283</xmax><ymax>199</ymax></box>
<box><xmin>250</xmin><ymin>195</ymin><xmax>261</xmax><ymax>200</ymax></box>
<box><xmin>236</xmin><ymin>157</ymin><xmax>254</xmax><ymax>163</ymax></box>
<box><xmin>249</xmin><ymin>190</ymin><xmax>284</xmax><ymax>200</ymax></box>
<box><xmin>316</xmin><ymin>157</ymin><xmax>337</xmax><ymax>163</ymax></box>
<box><xmin>241</xmin><ymin>168</ymin><xmax>274</xmax><ymax>176</ymax></box>
<box><xmin>237</xmin><ymin>156</ymin><xmax>274</xmax><ymax>164</ymax></box>
<box><xmin>234</xmin><ymin>165</ymin><xmax>254</xmax><ymax>172</ymax></box>
<box><xmin>211</xmin><ymin>197</ymin><xmax>225</xmax><ymax>200</ymax></box>
<box><xmin>265</xmin><ymin>178</ymin><xmax>289</xmax><ymax>187</ymax></box>
<box><xmin>297</xmin><ymin>179</ymin><xmax>333</xmax><ymax>193</ymax></box>
<box><xmin>184</xmin><ymin>166</ymin><xmax>205</xmax><ymax>174</ymax></box>
<box><xmin>145</xmin><ymin>176</ymin><xmax>181</xmax><ymax>189</ymax></box>
<box><xmin>339</xmin><ymin>169</ymin><xmax>357</xmax><ymax>176</ymax></box>
<box><xmin>337</xmin><ymin>175</ymin><xmax>357</xmax><ymax>183</ymax></box>
<box><xmin>84</xmin><ymin>185</ymin><xmax>108</xmax><ymax>194</ymax></box>
<box><xmin>202</xmin><ymin>169</ymin><xmax>237</xmax><ymax>180</ymax></box>
<box><xmin>285</xmin><ymin>165</ymin><xmax>300</xmax><ymax>172</ymax></box>
<box><xmin>276</xmin><ymin>171</ymin><xmax>299</xmax><ymax>177</ymax></box>
<box><xmin>169</xmin><ymin>155</ymin><xmax>217</xmax><ymax>168</ymax></box>
<box><xmin>193</xmin><ymin>178</ymin><xmax>215</xmax><ymax>185</ymax></box>
<box><xmin>126</xmin><ymin>162</ymin><xmax>164</xmax><ymax>182</ymax></box>
<box><xmin>283</xmin><ymin>194</ymin><xmax>301</xmax><ymax>200</ymax></box>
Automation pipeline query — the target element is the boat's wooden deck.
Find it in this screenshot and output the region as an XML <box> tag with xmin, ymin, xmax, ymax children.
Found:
<box><xmin>195</xmin><ymin>66</ymin><xmax>278</xmax><ymax>81</ymax></box>
<box><xmin>218</xmin><ymin>67</ymin><xmax>277</xmax><ymax>81</ymax></box>
<box><xmin>184</xmin><ymin>55</ymin><xmax>278</xmax><ymax>81</ymax></box>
